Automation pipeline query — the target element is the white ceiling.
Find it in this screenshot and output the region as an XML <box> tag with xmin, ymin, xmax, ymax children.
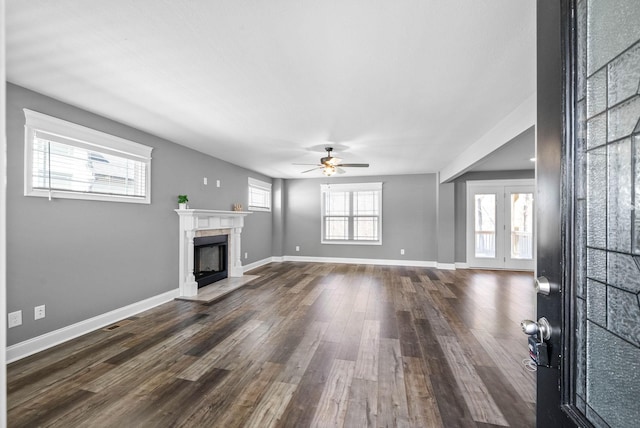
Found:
<box><xmin>6</xmin><ymin>0</ymin><xmax>536</xmax><ymax>179</ymax></box>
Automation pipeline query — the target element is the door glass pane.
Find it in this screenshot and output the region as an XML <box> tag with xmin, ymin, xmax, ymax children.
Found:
<box><xmin>510</xmin><ymin>193</ymin><xmax>533</xmax><ymax>259</ymax></box>
<box><xmin>474</xmin><ymin>194</ymin><xmax>496</xmax><ymax>258</ymax></box>
<box><xmin>575</xmin><ymin>1</ymin><xmax>640</xmax><ymax>426</ymax></box>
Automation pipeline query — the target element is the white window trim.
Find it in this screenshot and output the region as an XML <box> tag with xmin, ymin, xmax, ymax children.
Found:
<box><xmin>320</xmin><ymin>182</ymin><xmax>383</xmax><ymax>245</ymax></box>
<box><xmin>248</xmin><ymin>177</ymin><xmax>272</xmax><ymax>212</ymax></box>
<box><xmin>23</xmin><ymin>109</ymin><xmax>153</xmax><ymax>204</ymax></box>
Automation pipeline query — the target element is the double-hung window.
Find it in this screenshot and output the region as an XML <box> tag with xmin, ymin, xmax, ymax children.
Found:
<box><xmin>321</xmin><ymin>182</ymin><xmax>382</xmax><ymax>244</ymax></box>
<box><xmin>248</xmin><ymin>177</ymin><xmax>272</xmax><ymax>211</ymax></box>
<box><xmin>24</xmin><ymin>109</ymin><xmax>153</xmax><ymax>204</ymax></box>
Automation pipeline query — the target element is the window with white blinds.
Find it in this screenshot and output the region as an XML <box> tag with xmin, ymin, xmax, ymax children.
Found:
<box><xmin>248</xmin><ymin>177</ymin><xmax>271</xmax><ymax>211</ymax></box>
<box><xmin>24</xmin><ymin>109</ymin><xmax>153</xmax><ymax>204</ymax></box>
<box><xmin>320</xmin><ymin>182</ymin><xmax>382</xmax><ymax>245</ymax></box>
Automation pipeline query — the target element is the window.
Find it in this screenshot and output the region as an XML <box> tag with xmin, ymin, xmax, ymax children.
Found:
<box><xmin>248</xmin><ymin>177</ymin><xmax>271</xmax><ymax>211</ymax></box>
<box><xmin>321</xmin><ymin>182</ymin><xmax>382</xmax><ymax>244</ymax></box>
<box><xmin>24</xmin><ymin>109</ymin><xmax>152</xmax><ymax>204</ymax></box>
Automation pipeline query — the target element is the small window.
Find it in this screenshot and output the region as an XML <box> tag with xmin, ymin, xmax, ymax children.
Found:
<box><xmin>24</xmin><ymin>109</ymin><xmax>152</xmax><ymax>204</ymax></box>
<box><xmin>321</xmin><ymin>182</ymin><xmax>382</xmax><ymax>245</ymax></box>
<box><xmin>248</xmin><ymin>177</ymin><xmax>271</xmax><ymax>211</ymax></box>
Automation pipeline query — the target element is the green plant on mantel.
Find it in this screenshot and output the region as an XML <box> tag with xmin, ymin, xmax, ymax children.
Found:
<box><xmin>178</xmin><ymin>195</ymin><xmax>189</xmax><ymax>204</ymax></box>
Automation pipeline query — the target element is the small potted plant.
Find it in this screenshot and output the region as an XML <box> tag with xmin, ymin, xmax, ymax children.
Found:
<box><xmin>178</xmin><ymin>195</ymin><xmax>189</xmax><ymax>209</ymax></box>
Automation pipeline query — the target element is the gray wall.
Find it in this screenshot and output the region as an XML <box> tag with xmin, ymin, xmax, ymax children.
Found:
<box><xmin>6</xmin><ymin>83</ymin><xmax>273</xmax><ymax>345</ymax></box>
<box><xmin>271</xmin><ymin>178</ymin><xmax>284</xmax><ymax>257</ymax></box>
<box><xmin>283</xmin><ymin>174</ymin><xmax>438</xmax><ymax>261</ymax></box>
<box><xmin>453</xmin><ymin>170</ymin><xmax>535</xmax><ymax>262</ymax></box>
<box><xmin>437</xmin><ymin>182</ymin><xmax>456</xmax><ymax>264</ymax></box>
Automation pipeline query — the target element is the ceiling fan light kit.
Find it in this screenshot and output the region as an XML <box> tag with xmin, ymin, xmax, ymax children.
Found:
<box><xmin>297</xmin><ymin>147</ymin><xmax>370</xmax><ymax>176</ymax></box>
<box><xmin>323</xmin><ymin>165</ymin><xmax>336</xmax><ymax>176</ymax></box>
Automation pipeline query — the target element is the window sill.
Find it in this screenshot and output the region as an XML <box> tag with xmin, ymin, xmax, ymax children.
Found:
<box><xmin>248</xmin><ymin>206</ymin><xmax>271</xmax><ymax>212</ymax></box>
<box><xmin>26</xmin><ymin>189</ymin><xmax>150</xmax><ymax>204</ymax></box>
<box><xmin>321</xmin><ymin>240</ymin><xmax>382</xmax><ymax>246</ymax></box>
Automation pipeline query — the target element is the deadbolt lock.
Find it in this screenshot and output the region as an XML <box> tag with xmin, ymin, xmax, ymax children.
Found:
<box><xmin>535</xmin><ymin>276</ymin><xmax>558</xmax><ymax>295</ymax></box>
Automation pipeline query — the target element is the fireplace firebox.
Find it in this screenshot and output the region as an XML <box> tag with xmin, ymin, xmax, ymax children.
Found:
<box><xmin>193</xmin><ymin>234</ymin><xmax>228</xmax><ymax>288</ymax></box>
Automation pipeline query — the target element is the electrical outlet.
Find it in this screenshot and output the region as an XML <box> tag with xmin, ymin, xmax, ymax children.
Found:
<box><xmin>244</xmin><ymin>252</ymin><xmax>248</xmax><ymax>259</ymax></box>
<box><xmin>216</xmin><ymin>180</ymin><xmax>221</xmax><ymax>188</ymax></box>
<box><xmin>400</xmin><ymin>249</ymin><xmax>405</xmax><ymax>255</ymax></box>
<box><xmin>8</xmin><ymin>310</ymin><xmax>22</xmax><ymax>328</ymax></box>
<box><xmin>295</xmin><ymin>246</ymin><xmax>300</xmax><ymax>252</ymax></box>
<box><xmin>203</xmin><ymin>177</ymin><xmax>208</xmax><ymax>185</ymax></box>
<box><xmin>35</xmin><ymin>305</ymin><xmax>46</xmax><ymax>320</ymax></box>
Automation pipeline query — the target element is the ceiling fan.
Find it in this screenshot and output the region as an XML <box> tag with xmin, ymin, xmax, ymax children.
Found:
<box><xmin>295</xmin><ymin>147</ymin><xmax>370</xmax><ymax>176</ymax></box>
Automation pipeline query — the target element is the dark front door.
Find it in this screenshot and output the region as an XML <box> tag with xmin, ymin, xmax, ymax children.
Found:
<box><xmin>536</xmin><ymin>1</ymin><xmax>640</xmax><ymax>427</ymax></box>
<box><xmin>535</xmin><ymin>1</ymin><xmax>572</xmax><ymax>425</ymax></box>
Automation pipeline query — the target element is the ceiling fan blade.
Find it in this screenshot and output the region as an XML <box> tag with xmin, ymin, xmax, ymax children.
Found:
<box><xmin>336</xmin><ymin>163</ymin><xmax>369</xmax><ymax>168</ymax></box>
<box><xmin>301</xmin><ymin>166</ymin><xmax>323</xmax><ymax>173</ymax></box>
<box><xmin>336</xmin><ymin>167</ymin><xmax>346</xmax><ymax>174</ymax></box>
<box><xmin>327</xmin><ymin>157</ymin><xmax>342</xmax><ymax>166</ymax></box>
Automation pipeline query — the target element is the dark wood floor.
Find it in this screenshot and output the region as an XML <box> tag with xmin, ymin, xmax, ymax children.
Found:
<box><xmin>8</xmin><ymin>262</ymin><xmax>536</xmax><ymax>427</ymax></box>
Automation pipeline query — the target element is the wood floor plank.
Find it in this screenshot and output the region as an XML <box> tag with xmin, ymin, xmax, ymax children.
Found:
<box><xmin>7</xmin><ymin>263</ymin><xmax>535</xmax><ymax>427</ymax></box>
<box><xmin>177</xmin><ymin>319</ymin><xmax>263</xmax><ymax>381</ymax></box>
<box><xmin>8</xmin><ymin>388</ymin><xmax>95</xmax><ymax>428</ymax></box>
<box><xmin>215</xmin><ymin>361</ymin><xmax>283</xmax><ymax>428</ymax></box>
<box><xmin>377</xmin><ymin>338</ymin><xmax>410</xmax><ymax>428</ymax></box>
<box><xmin>437</xmin><ymin>335</ymin><xmax>508</xmax><ymax>426</ymax></box>
<box><xmin>344</xmin><ymin>378</ymin><xmax>378</xmax><ymax>428</ymax></box>
<box><xmin>413</xmin><ymin>318</ymin><xmax>478</xmax><ymax>428</ymax></box>
<box><xmin>278</xmin><ymin>340</ymin><xmax>339</xmax><ymax>427</ymax></box>
<box><xmin>7</xmin><ymin>332</ymin><xmax>133</xmax><ymax>409</ymax></box>
<box><xmin>354</xmin><ymin>319</ymin><xmax>380</xmax><ymax>381</ymax></box>
<box><xmin>397</xmin><ymin>310</ymin><xmax>421</xmax><ymax>358</ymax></box>
<box><xmin>83</xmin><ymin>322</ymin><xmax>205</xmax><ymax>393</ymax></box>
<box><xmin>309</xmin><ymin>358</ymin><xmax>356</xmax><ymax>427</ymax></box>
<box><xmin>403</xmin><ymin>356</ymin><xmax>443</xmax><ymax>428</ymax></box>
<box><xmin>336</xmin><ymin>310</ymin><xmax>366</xmax><ymax>361</ymax></box>
<box><xmin>243</xmin><ymin>381</ymin><xmax>297</xmax><ymax>428</ymax></box>
<box><xmin>476</xmin><ymin>365</ymin><xmax>536</xmax><ymax>428</ymax></box>
<box><xmin>471</xmin><ymin>329</ymin><xmax>536</xmax><ymax>403</ymax></box>
<box><xmin>278</xmin><ymin>321</ymin><xmax>329</xmax><ymax>385</ymax></box>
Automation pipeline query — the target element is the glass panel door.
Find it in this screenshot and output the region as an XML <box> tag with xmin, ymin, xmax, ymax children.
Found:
<box><xmin>506</xmin><ymin>188</ymin><xmax>534</xmax><ymax>270</ymax></box>
<box><xmin>474</xmin><ymin>193</ymin><xmax>496</xmax><ymax>258</ymax></box>
<box><xmin>467</xmin><ymin>181</ymin><xmax>535</xmax><ymax>270</ymax></box>
<box><xmin>510</xmin><ymin>193</ymin><xmax>533</xmax><ymax>259</ymax></box>
<box><xmin>570</xmin><ymin>1</ymin><xmax>640</xmax><ymax>425</ymax></box>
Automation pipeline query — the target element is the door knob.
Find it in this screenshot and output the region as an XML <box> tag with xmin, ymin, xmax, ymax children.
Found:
<box><xmin>520</xmin><ymin>317</ymin><xmax>551</xmax><ymax>340</ymax></box>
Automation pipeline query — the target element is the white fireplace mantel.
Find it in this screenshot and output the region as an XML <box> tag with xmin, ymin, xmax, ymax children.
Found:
<box><xmin>175</xmin><ymin>209</ymin><xmax>251</xmax><ymax>297</ymax></box>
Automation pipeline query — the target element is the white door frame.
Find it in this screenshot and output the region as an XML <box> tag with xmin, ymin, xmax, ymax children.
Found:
<box><xmin>466</xmin><ymin>179</ymin><xmax>535</xmax><ymax>270</ymax></box>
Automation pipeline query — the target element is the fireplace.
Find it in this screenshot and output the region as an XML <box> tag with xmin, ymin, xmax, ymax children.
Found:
<box><xmin>194</xmin><ymin>234</ymin><xmax>228</xmax><ymax>287</ymax></box>
<box><xmin>175</xmin><ymin>209</ymin><xmax>250</xmax><ymax>297</ymax></box>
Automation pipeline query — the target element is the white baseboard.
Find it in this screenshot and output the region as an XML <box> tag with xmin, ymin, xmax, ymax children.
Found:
<box><xmin>436</xmin><ymin>263</ymin><xmax>457</xmax><ymax>270</ymax></box>
<box><xmin>242</xmin><ymin>257</ymin><xmax>275</xmax><ymax>272</ymax></box>
<box><xmin>282</xmin><ymin>255</ymin><xmax>438</xmax><ymax>268</ymax></box>
<box><xmin>6</xmin><ymin>288</ymin><xmax>180</xmax><ymax>363</ymax></box>
<box><xmin>455</xmin><ymin>262</ymin><xmax>470</xmax><ymax>269</ymax></box>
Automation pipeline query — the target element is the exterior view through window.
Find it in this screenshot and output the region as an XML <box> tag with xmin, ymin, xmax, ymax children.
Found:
<box><xmin>321</xmin><ymin>182</ymin><xmax>382</xmax><ymax>244</ymax></box>
<box><xmin>24</xmin><ymin>109</ymin><xmax>152</xmax><ymax>204</ymax></box>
